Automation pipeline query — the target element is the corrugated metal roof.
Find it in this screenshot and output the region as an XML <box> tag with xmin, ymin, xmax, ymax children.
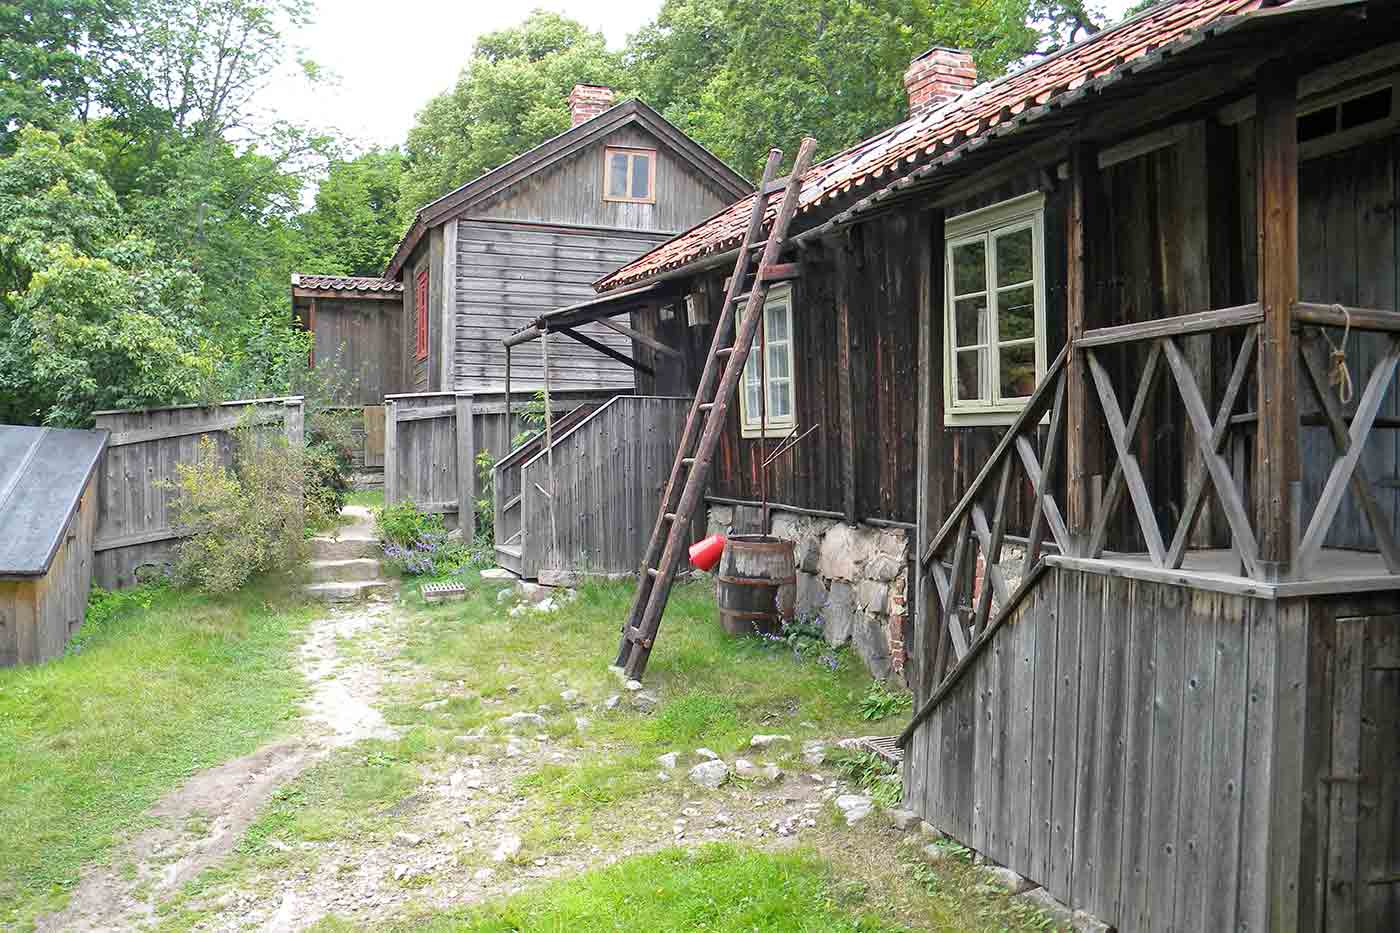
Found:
<box><xmin>0</xmin><ymin>426</ymin><xmax>108</xmax><ymax>577</ymax></box>
<box><xmin>291</xmin><ymin>274</ymin><xmax>403</xmax><ymax>293</ymax></box>
<box><xmin>596</xmin><ymin>0</ymin><xmax>1273</xmax><ymax>291</ymax></box>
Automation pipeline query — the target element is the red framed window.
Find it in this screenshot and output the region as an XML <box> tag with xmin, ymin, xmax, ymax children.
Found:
<box><xmin>414</xmin><ymin>268</ymin><xmax>429</xmax><ymax>361</ymax></box>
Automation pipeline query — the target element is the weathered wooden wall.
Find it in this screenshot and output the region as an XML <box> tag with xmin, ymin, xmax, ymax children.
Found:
<box><xmin>0</xmin><ymin>483</ymin><xmax>98</xmax><ymax>666</ymax></box>
<box><xmin>453</xmin><ymin>220</ymin><xmax>669</xmax><ymax>392</ymax></box>
<box><xmin>473</xmin><ymin>124</ymin><xmax>735</xmax><ymax>233</ymax></box>
<box><xmin>310</xmin><ymin>298</ymin><xmax>403</xmax><ymax>404</ymax></box>
<box><xmin>907</xmin><ymin>564</ymin><xmax>1400</xmax><ymax>933</ymax></box>
<box><xmin>91</xmin><ymin>398</ymin><xmax>304</xmax><ymax>589</ymax></box>
<box><xmin>517</xmin><ymin>395</ymin><xmax>692</xmax><ymax>577</ymax></box>
<box><xmin>383</xmin><ymin>389</ymin><xmax>623</xmax><ymax>530</ymax></box>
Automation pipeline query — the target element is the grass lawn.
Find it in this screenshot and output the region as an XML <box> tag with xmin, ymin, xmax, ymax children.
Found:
<box><xmin>346</xmin><ymin>489</ymin><xmax>385</xmax><ymax>509</ymax></box>
<box><xmin>392</xmin><ymin>843</ymin><xmax>908</xmax><ymax>932</ymax></box>
<box><xmin>0</xmin><ymin>580</ymin><xmax>315</xmax><ymax>925</ymax></box>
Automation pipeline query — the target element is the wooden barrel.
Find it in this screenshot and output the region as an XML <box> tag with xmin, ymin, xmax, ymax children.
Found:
<box><xmin>715</xmin><ymin>535</ymin><xmax>796</xmax><ymax>637</ymax></box>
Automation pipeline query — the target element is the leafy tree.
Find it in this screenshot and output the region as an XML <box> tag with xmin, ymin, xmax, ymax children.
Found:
<box><xmin>296</xmin><ymin>149</ymin><xmax>406</xmax><ymax>276</ymax></box>
<box><xmin>628</xmin><ymin>0</ymin><xmax>1060</xmax><ymax>178</ymax></box>
<box><xmin>400</xmin><ymin>10</ymin><xmax>631</xmax><ymax>213</ymax></box>
<box><xmin>0</xmin><ymin>128</ymin><xmax>209</xmax><ymax>424</ymax></box>
<box><xmin>0</xmin><ymin>0</ymin><xmax>128</xmax><ymax>151</ymax></box>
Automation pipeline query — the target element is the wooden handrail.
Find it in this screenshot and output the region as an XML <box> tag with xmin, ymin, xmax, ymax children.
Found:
<box><xmin>1075</xmin><ymin>303</ymin><xmax>1261</xmax><ymax>347</ymax></box>
<box><xmin>1294</xmin><ymin>301</ymin><xmax>1400</xmax><ymax>334</ymax></box>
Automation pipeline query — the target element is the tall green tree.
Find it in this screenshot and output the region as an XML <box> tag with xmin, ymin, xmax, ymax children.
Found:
<box><xmin>400</xmin><ymin>10</ymin><xmax>631</xmax><ymax>213</ymax></box>
<box><xmin>627</xmin><ymin>0</ymin><xmax>1068</xmax><ymax>178</ymax></box>
<box><xmin>0</xmin><ymin>128</ymin><xmax>210</xmax><ymax>425</ymax></box>
<box><xmin>296</xmin><ymin>149</ymin><xmax>406</xmax><ymax>276</ymax></box>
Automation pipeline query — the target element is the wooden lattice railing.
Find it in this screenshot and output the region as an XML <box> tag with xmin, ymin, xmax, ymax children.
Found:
<box><xmin>902</xmin><ymin>301</ymin><xmax>1400</xmax><ymax>746</ymax></box>
<box><xmin>911</xmin><ymin>347</ymin><xmax>1068</xmax><ymax>714</ymax></box>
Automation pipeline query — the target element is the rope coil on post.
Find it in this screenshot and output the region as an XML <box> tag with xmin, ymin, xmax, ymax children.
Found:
<box><xmin>1324</xmin><ymin>303</ymin><xmax>1354</xmax><ymax>404</ymax></box>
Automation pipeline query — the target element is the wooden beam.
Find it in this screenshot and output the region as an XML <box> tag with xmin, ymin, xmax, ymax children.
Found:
<box><xmin>1292</xmin><ymin>302</ymin><xmax>1400</xmax><ymax>334</ymax></box>
<box><xmin>1086</xmin><ymin>348</ymin><xmax>1167</xmax><ymax>565</ymax></box>
<box><xmin>836</xmin><ymin>241</ymin><xmax>857</xmax><ymax>524</ymax></box>
<box><xmin>555</xmin><ymin>327</ymin><xmax>654</xmax><ymax>377</ymax></box>
<box><xmin>1254</xmin><ymin>61</ymin><xmax>1301</xmax><ymax>578</ymax></box>
<box><xmin>593</xmin><ymin>316</ymin><xmax>682</xmax><ymax>357</ymax></box>
<box><xmin>1065</xmin><ymin>142</ymin><xmax>1102</xmax><ymax>551</ymax></box>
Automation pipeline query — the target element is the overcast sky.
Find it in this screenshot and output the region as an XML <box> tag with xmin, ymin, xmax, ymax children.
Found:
<box><xmin>268</xmin><ymin>0</ymin><xmax>1139</xmax><ymax>154</ymax></box>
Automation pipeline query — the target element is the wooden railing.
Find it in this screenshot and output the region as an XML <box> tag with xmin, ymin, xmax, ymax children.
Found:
<box><xmin>1078</xmin><ymin>304</ymin><xmax>1264</xmax><ymax>577</ymax></box>
<box><xmin>914</xmin><ymin>346</ymin><xmax>1068</xmax><ymax>702</ymax></box>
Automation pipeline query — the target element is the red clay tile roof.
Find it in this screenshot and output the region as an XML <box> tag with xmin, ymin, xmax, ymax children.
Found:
<box><xmin>291</xmin><ymin>274</ymin><xmax>403</xmax><ymax>293</ymax></box>
<box><xmin>596</xmin><ymin>0</ymin><xmax>1267</xmax><ymax>291</ymax></box>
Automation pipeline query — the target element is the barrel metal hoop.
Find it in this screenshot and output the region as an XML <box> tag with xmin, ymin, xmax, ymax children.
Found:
<box><xmin>716</xmin><ymin>574</ymin><xmax>797</xmax><ymax>586</ymax></box>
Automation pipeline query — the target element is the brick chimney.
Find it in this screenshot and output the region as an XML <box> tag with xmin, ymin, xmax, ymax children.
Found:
<box><xmin>904</xmin><ymin>48</ymin><xmax>976</xmax><ymax>118</ymax></box>
<box><xmin>568</xmin><ymin>84</ymin><xmax>615</xmax><ymax>127</ymax></box>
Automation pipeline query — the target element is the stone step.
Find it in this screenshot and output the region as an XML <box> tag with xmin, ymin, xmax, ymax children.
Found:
<box><xmin>308</xmin><ymin>535</ymin><xmax>380</xmax><ymax>561</ymax></box>
<box><xmin>304</xmin><ymin>580</ymin><xmax>395</xmax><ymax>603</ymax></box>
<box><xmin>308</xmin><ymin>558</ymin><xmax>383</xmax><ymax>584</ymax></box>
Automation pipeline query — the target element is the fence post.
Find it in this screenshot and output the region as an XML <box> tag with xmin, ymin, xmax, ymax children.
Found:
<box><xmin>384</xmin><ymin>398</ymin><xmax>398</xmax><ymax>505</ymax></box>
<box><xmin>284</xmin><ymin>397</ymin><xmax>306</xmax><ymax>534</ymax></box>
<box><xmin>455</xmin><ymin>392</ymin><xmax>475</xmax><ymax>535</ymax></box>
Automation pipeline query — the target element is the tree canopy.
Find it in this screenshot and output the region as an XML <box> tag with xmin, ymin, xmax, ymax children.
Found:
<box><xmin>1</xmin><ymin>0</ymin><xmax>1114</xmax><ymax>426</ymax></box>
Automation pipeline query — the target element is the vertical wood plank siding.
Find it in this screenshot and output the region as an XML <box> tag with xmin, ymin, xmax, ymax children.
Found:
<box><xmin>310</xmin><ymin>299</ymin><xmax>403</xmax><ymax>403</ymax></box>
<box><xmin>454</xmin><ymin>220</ymin><xmax>670</xmax><ymax>391</ymax></box>
<box><xmin>905</xmin><ymin>566</ymin><xmax>1400</xmax><ymax>932</ymax></box>
<box><xmin>383</xmin><ymin>389</ymin><xmax>623</xmax><ymax>528</ymax></box>
<box><xmin>90</xmin><ymin>399</ymin><xmax>303</xmax><ymax>589</ymax></box>
<box><xmin>0</xmin><ymin>483</ymin><xmax>98</xmax><ymax>667</ymax></box>
<box><xmin>517</xmin><ymin>396</ymin><xmax>692</xmax><ymax>577</ymax></box>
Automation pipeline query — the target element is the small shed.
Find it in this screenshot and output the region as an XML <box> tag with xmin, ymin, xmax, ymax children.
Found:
<box><xmin>0</xmin><ymin>425</ymin><xmax>108</xmax><ymax>666</ymax></box>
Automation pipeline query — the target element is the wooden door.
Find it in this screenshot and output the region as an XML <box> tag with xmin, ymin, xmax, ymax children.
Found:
<box><xmin>363</xmin><ymin>405</ymin><xmax>385</xmax><ymax>468</ymax></box>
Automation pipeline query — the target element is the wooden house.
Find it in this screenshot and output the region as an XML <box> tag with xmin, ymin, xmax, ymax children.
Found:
<box><xmin>0</xmin><ymin>425</ymin><xmax>107</xmax><ymax>666</ymax></box>
<box><xmin>380</xmin><ymin>86</ymin><xmax>752</xmax><ymax>398</ymax></box>
<box><xmin>291</xmin><ymin>273</ymin><xmax>406</xmax><ymax>404</ymax></box>
<box><xmin>556</xmin><ymin>1</ymin><xmax>1400</xmax><ymax>928</ymax></box>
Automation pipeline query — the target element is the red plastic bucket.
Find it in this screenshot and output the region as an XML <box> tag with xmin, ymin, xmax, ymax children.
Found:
<box><xmin>689</xmin><ymin>533</ymin><xmax>726</xmax><ymax>572</ymax></box>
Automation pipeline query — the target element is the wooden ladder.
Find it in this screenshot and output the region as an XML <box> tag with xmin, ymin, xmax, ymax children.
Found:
<box><xmin>614</xmin><ymin>137</ymin><xmax>818</xmax><ymax>680</ymax></box>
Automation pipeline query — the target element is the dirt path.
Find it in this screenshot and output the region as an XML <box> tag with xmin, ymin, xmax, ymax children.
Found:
<box><xmin>37</xmin><ymin>597</ymin><xmax>400</xmax><ymax>932</ymax></box>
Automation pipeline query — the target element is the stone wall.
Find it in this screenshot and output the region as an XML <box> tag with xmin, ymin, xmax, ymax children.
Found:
<box><xmin>707</xmin><ymin>505</ymin><xmax>910</xmax><ymax>684</ymax></box>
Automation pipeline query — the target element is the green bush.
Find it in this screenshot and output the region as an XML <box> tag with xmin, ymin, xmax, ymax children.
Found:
<box><xmin>859</xmin><ymin>681</ymin><xmax>913</xmax><ymax>721</ymax></box>
<box><xmin>304</xmin><ymin>440</ymin><xmax>350</xmax><ymax>531</ymax></box>
<box><xmin>375</xmin><ymin>501</ymin><xmax>464</xmax><ymax>576</ymax></box>
<box><xmin>168</xmin><ymin>430</ymin><xmax>305</xmax><ymax>592</ymax></box>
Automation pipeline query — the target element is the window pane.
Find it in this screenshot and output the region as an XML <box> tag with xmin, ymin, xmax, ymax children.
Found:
<box><xmin>765</xmin><ymin>303</ymin><xmax>788</xmax><ymax>340</ymax></box>
<box><xmin>767</xmin><ymin>341</ymin><xmax>789</xmax><ymax>378</ymax></box>
<box><xmin>996</xmin><ymin>227</ymin><xmax>1034</xmax><ymax>287</ymax></box>
<box><xmin>608</xmin><ymin>153</ymin><xmax>628</xmax><ymax>197</ymax></box>
<box><xmin>956</xmin><ymin>349</ymin><xmax>984</xmax><ymax>402</ymax></box>
<box><xmin>997</xmin><ymin>285</ymin><xmax>1036</xmax><ymax>341</ymax></box>
<box><xmin>954</xmin><ymin>297</ymin><xmax>988</xmax><ymax>348</ymax></box>
<box><xmin>952</xmin><ymin>241</ymin><xmax>986</xmax><ymax>296</ymax></box>
<box><xmin>999</xmin><ymin>343</ymin><xmax>1036</xmax><ymax>399</ymax></box>
<box><xmin>770</xmin><ymin>379</ymin><xmax>792</xmax><ymax>418</ymax></box>
<box><xmin>631</xmin><ymin>153</ymin><xmax>651</xmax><ymax>199</ymax></box>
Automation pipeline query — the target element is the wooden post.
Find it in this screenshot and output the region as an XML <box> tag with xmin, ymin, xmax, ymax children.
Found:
<box><xmin>384</xmin><ymin>398</ymin><xmax>398</xmax><ymax>505</ymax></box>
<box><xmin>914</xmin><ymin>209</ymin><xmax>938</xmax><ymax>700</ymax></box>
<box><xmin>542</xmin><ymin>327</ymin><xmax>559</xmax><ymax>570</ymax></box>
<box><xmin>1254</xmin><ymin>62</ymin><xmax>1300</xmax><ymax>580</ymax></box>
<box><xmin>455</xmin><ymin>392</ymin><xmax>475</xmax><ymax>536</ymax></box>
<box><xmin>504</xmin><ymin>344</ymin><xmax>512</xmax><ymax>438</ymax></box>
<box><xmin>1065</xmin><ymin>142</ymin><xmax>1103</xmax><ymax>556</ymax></box>
<box><xmin>284</xmin><ymin>397</ymin><xmax>305</xmax><ymax>534</ymax></box>
<box><xmin>836</xmin><ymin>237</ymin><xmax>857</xmax><ymax>525</ymax></box>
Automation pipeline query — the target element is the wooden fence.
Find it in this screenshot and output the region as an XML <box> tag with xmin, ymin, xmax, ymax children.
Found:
<box><xmin>92</xmin><ymin>397</ymin><xmax>305</xmax><ymax>589</ymax></box>
<box><xmin>383</xmin><ymin>389</ymin><xmax>622</xmax><ymax>531</ymax></box>
<box><xmin>516</xmin><ymin>396</ymin><xmax>693</xmax><ymax>579</ymax></box>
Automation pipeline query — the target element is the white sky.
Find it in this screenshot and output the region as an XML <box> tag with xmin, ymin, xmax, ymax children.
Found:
<box><xmin>268</xmin><ymin>0</ymin><xmax>1140</xmax><ymax>154</ymax></box>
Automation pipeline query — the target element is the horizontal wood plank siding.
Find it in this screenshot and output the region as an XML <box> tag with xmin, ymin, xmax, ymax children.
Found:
<box><xmin>454</xmin><ymin>220</ymin><xmax>670</xmax><ymax>392</ymax></box>
<box><xmin>473</xmin><ymin>125</ymin><xmax>735</xmax><ymax>233</ymax></box>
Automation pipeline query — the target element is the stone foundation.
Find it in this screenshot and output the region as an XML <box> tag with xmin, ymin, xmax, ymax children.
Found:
<box><xmin>707</xmin><ymin>505</ymin><xmax>910</xmax><ymax>684</ymax></box>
